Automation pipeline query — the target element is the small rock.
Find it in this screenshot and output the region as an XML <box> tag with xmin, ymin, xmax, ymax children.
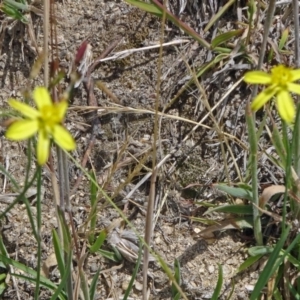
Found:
<box><xmin>90</xmin><ymin>263</ymin><xmax>98</xmax><ymax>273</ymax></box>
<box><xmin>121</xmin><ymin>280</ymin><xmax>129</xmax><ymax>291</ymax></box>
<box><xmin>154</xmin><ymin>236</ymin><xmax>161</xmax><ymax>245</ymax></box>
<box><xmin>208</xmin><ymin>265</ymin><xmax>215</xmax><ymax>273</ymax></box>
<box><xmin>135</xmin><ymin>281</ymin><xmax>143</xmax><ymax>291</ymax></box>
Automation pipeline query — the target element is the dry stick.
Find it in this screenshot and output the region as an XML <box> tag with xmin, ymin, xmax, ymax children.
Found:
<box><xmin>46</xmin><ymin>2</ymin><xmax>75</xmax><ymax>298</ymax></box>
<box><xmin>252</xmin><ymin>0</ymin><xmax>276</xmax><ymax>247</ymax></box>
<box><xmin>70</xmin><ymin>37</ymin><xmax>122</xmax><ymax>196</ymax></box>
<box><xmin>43</xmin><ymin>0</ymin><xmax>49</xmax><ymax>85</ymax></box>
<box><xmin>294</xmin><ymin>0</ymin><xmax>300</xmax><ymax>68</ymax></box>
<box><xmin>142</xmin><ymin>1</ymin><xmax>166</xmax><ymax>298</ymax></box>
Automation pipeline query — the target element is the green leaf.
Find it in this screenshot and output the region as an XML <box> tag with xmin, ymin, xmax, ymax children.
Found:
<box><xmin>52</xmin><ymin>229</ymin><xmax>65</xmax><ymax>277</ymax></box>
<box><xmin>171</xmin><ymin>259</ymin><xmax>181</xmax><ymax>299</ymax></box>
<box><xmin>50</xmin><ymin>251</ymin><xmax>72</xmax><ymax>300</ymax></box>
<box><xmin>0</xmin><ymin>273</ymin><xmax>7</xmax><ymax>281</ymax></box>
<box><xmin>211</xmin><ymin>29</ymin><xmax>244</xmax><ymax>48</ymax></box>
<box><xmin>214</xmin><ymin>184</ymin><xmax>253</xmax><ymax>201</ymax></box>
<box><xmin>279</xmin><ymin>28</ymin><xmax>289</xmax><ymax>51</ymax></box>
<box><xmin>211</xmin><ymin>264</ymin><xmax>223</xmax><ymax>300</ymax></box>
<box><xmin>248</xmin><ymin>246</ymin><xmax>273</xmax><ymax>256</ymax></box>
<box><xmin>89</xmin><ymin>230</ymin><xmax>107</xmax><ymax>253</ymax></box>
<box><xmin>89</xmin><ymin>170</ymin><xmax>99</xmax><ymax>244</ymax></box>
<box><xmin>97</xmin><ymin>249</ymin><xmax>122</xmax><ymax>263</ymax></box>
<box><xmin>204</xmin><ymin>204</ymin><xmax>253</xmax><ymax>215</ymax></box>
<box><xmin>0</xmin><ymin>282</ymin><xmax>7</xmax><ymax>295</ymax></box>
<box><xmin>1</xmin><ymin>2</ymin><xmax>28</xmax><ymax>23</ymax></box>
<box><xmin>285</xmin><ymin>252</ymin><xmax>300</xmax><ymax>269</ymax></box>
<box><xmin>124</xmin><ymin>0</ymin><xmax>162</xmax><ymax>16</ymax></box>
<box><xmin>89</xmin><ymin>268</ymin><xmax>101</xmax><ymax>300</ymax></box>
<box><xmin>123</xmin><ymin>241</ymin><xmax>142</xmax><ymax>300</ymax></box>
<box><xmin>237</xmin><ymin>254</ymin><xmax>263</xmax><ymax>273</ymax></box>
<box><xmin>250</xmin><ymin>226</ymin><xmax>291</xmax><ymax>300</ymax></box>
<box><xmin>0</xmin><ymin>254</ymin><xmax>66</xmax><ymax>299</ymax></box>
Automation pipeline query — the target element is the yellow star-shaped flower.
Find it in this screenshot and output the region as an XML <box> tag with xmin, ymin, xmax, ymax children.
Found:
<box><xmin>6</xmin><ymin>87</ymin><xmax>76</xmax><ymax>165</ymax></box>
<box><xmin>244</xmin><ymin>65</ymin><xmax>300</xmax><ymax>123</ymax></box>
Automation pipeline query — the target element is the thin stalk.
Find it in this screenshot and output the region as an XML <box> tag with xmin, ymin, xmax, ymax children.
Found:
<box><xmin>293</xmin><ymin>0</ymin><xmax>300</xmax><ymax>293</ymax></box>
<box><xmin>292</xmin><ymin>0</ymin><xmax>300</xmax><ymax>218</ymax></box>
<box><xmin>34</xmin><ymin>166</ymin><xmax>42</xmax><ymax>300</ymax></box>
<box><xmin>142</xmin><ymin>2</ymin><xmax>165</xmax><ymax>298</ymax></box>
<box><xmin>246</xmin><ymin>102</ymin><xmax>263</xmax><ymax>245</ymax></box>
<box><xmin>252</xmin><ymin>0</ymin><xmax>276</xmax><ymax>96</ymax></box>
<box><xmin>56</xmin><ymin>147</ymin><xmax>73</xmax><ymax>300</ymax></box>
<box><xmin>43</xmin><ymin>0</ymin><xmax>49</xmax><ymax>86</ymax></box>
<box><xmin>246</xmin><ymin>0</ymin><xmax>276</xmax><ymax>247</ymax></box>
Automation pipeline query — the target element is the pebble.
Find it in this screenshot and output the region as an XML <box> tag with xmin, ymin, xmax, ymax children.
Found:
<box><xmin>208</xmin><ymin>265</ymin><xmax>215</xmax><ymax>273</ymax></box>
<box><xmin>90</xmin><ymin>263</ymin><xmax>98</xmax><ymax>273</ymax></box>
<box><xmin>135</xmin><ymin>281</ymin><xmax>143</xmax><ymax>291</ymax></box>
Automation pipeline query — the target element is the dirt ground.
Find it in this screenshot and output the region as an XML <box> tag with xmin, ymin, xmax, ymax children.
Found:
<box><xmin>0</xmin><ymin>0</ymin><xmax>280</xmax><ymax>299</ymax></box>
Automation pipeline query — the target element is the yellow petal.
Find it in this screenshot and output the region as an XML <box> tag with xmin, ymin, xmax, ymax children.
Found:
<box><xmin>52</xmin><ymin>125</ymin><xmax>76</xmax><ymax>151</ymax></box>
<box><xmin>8</xmin><ymin>99</ymin><xmax>40</xmax><ymax>119</ymax></box>
<box><xmin>244</xmin><ymin>71</ymin><xmax>272</xmax><ymax>84</ymax></box>
<box><xmin>276</xmin><ymin>91</ymin><xmax>295</xmax><ymax>123</ymax></box>
<box><xmin>287</xmin><ymin>82</ymin><xmax>300</xmax><ymax>95</ymax></box>
<box><xmin>290</xmin><ymin>69</ymin><xmax>300</xmax><ymax>81</ymax></box>
<box><xmin>251</xmin><ymin>86</ymin><xmax>277</xmax><ymax>111</ymax></box>
<box><xmin>55</xmin><ymin>101</ymin><xmax>68</xmax><ymax>122</ymax></box>
<box><xmin>37</xmin><ymin>129</ymin><xmax>50</xmax><ymax>165</ymax></box>
<box><xmin>33</xmin><ymin>87</ymin><xmax>52</xmax><ymax>110</ymax></box>
<box><xmin>6</xmin><ymin>119</ymin><xmax>38</xmax><ymax>140</ymax></box>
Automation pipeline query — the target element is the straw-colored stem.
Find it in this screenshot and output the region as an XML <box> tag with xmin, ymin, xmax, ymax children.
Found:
<box><xmin>142</xmin><ymin>2</ymin><xmax>165</xmax><ymax>298</ymax></box>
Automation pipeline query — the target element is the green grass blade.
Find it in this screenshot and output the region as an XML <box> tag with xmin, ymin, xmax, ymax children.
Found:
<box><xmin>171</xmin><ymin>258</ymin><xmax>181</xmax><ymax>299</ymax></box>
<box><xmin>214</xmin><ymin>184</ymin><xmax>253</xmax><ymax>201</ymax></box>
<box><xmin>0</xmin><ymin>254</ymin><xmax>66</xmax><ymax>298</ymax></box>
<box><xmin>0</xmin><ymin>237</ymin><xmax>9</xmax><ymax>264</ymax></box>
<box><xmin>237</xmin><ymin>254</ymin><xmax>263</xmax><ymax>273</ymax></box>
<box><xmin>204</xmin><ymin>0</ymin><xmax>235</xmax><ymax>32</ymax></box>
<box><xmin>250</xmin><ymin>226</ymin><xmax>291</xmax><ymax>300</ymax></box>
<box><xmin>204</xmin><ymin>204</ymin><xmax>253</xmax><ymax>215</ymax></box>
<box><xmin>89</xmin><ymin>170</ymin><xmax>98</xmax><ymax>244</ymax></box>
<box><xmin>288</xmin><ymin>280</ymin><xmax>300</xmax><ymax>299</ymax></box>
<box><xmin>123</xmin><ymin>241</ymin><xmax>142</xmax><ymax>300</ymax></box>
<box><xmin>12</xmin><ymin>273</ymin><xmax>66</xmax><ymax>300</ymax></box>
<box><xmin>124</xmin><ymin>0</ymin><xmax>162</xmax><ymax>16</ymax></box>
<box><xmin>89</xmin><ymin>268</ymin><xmax>101</xmax><ymax>300</ymax></box>
<box><xmin>50</xmin><ymin>251</ymin><xmax>72</xmax><ymax>300</ymax></box>
<box><xmin>248</xmin><ymin>246</ymin><xmax>273</xmax><ymax>256</ymax></box>
<box><xmin>211</xmin><ymin>29</ymin><xmax>244</xmax><ymax>48</ymax></box>
<box><xmin>89</xmin><ymin>229</ymin><xmax>107</xmax><ymax>253</ymax></box>
<box><xmin>0</xmin><ymin>164</ymin><xmax>19</xmax><ymax>190</ymax></box>
<box><xmin>34</xmin><ymin>166</ymin><xmax>42</xmax><ymax>300</ymax></box>
<box><xmin>97</xmin><ymin>249</ymin><xmax>122</xmax><ymax>262</ymax></box>
<box><xmin>52</xmin><ymin>229</ymin><xmax>65</xmax><ymax>277</ymax></box>
<box><xmin>211</xmin><ymin>264</ymin><xmax>223</xmax><ymax>300</ymax></box>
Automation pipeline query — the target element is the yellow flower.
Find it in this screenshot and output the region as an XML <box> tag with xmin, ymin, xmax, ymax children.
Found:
<box><xmin>244</xmin><ymin>65</ymin><xmax>300</xmax><ymax>123</ymax></box>
<box><xmin>6</xmin><ymin>87</ymin><xmax>76</xmax><ymax>165</ymax></box>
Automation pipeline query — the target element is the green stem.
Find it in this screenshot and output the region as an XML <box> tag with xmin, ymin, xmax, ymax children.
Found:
<box><xmin>34</xmin><ymin>167</ymin><xmax>42</xmax><ymax>300</ymax></box>
<box><xmin>246</xmin><ymin>103</ymin><xmax>263</xmax><ymax>246</ymax></box>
